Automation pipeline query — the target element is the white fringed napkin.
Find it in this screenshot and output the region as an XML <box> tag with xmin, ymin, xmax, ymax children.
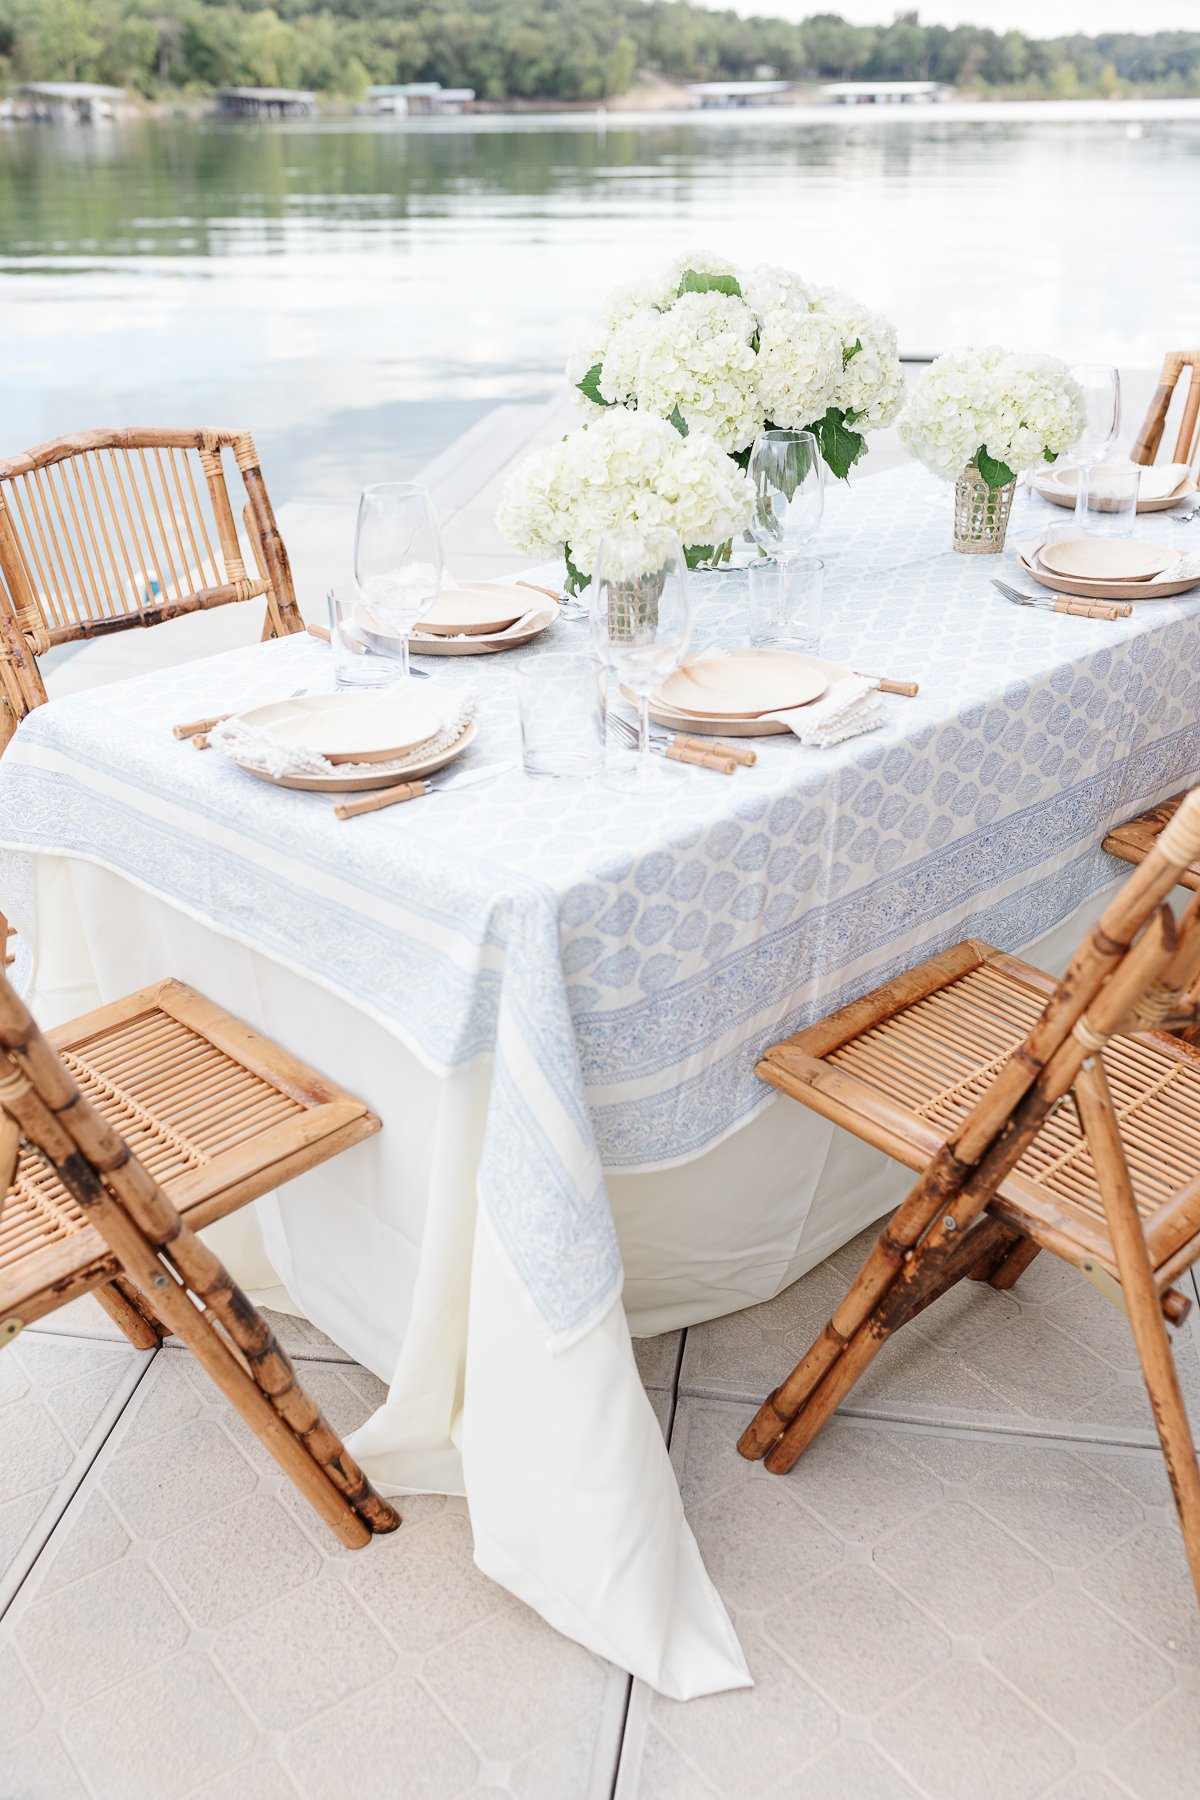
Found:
<box><xmin>210</xmin><ymin>695</ymin><xmax>476</xmax><ymax>780</ymax></box>
<box><xmin>1150</xmin><ymin>552</ymin><xmax>1200</xmax><ymax>586</ymax></box>
<box><xmin>774</xmin><ymin>675</ymin><xmax>887</xmax><ymax>748</ymax></box>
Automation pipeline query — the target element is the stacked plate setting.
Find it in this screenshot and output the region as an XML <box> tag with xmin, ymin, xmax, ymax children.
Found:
<box><xmin>639</xmin><ymin>648</ymin><xmax>851</xmax><ymax>738</ymax></box>
<box><xmin>1017</xmin><ymin>535</ymin><xmax>1198</xmax><ymax>602</ymax></box>
<box><xmin>356</xmin><ymin>582</ymin><xmax>559</xmax><ymax>657</ymax></box>
<box><xmin>228</xmin><ymin>693</ymin><xmax>478</xmax><ymax>793</ymax></box>
<box><xmin>1032</xmin><ymin>462</ymin><xmax>1197</xmax><ymax>514</ymax></box>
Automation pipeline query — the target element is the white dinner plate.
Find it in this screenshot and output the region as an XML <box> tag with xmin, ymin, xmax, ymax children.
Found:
<box><xmin>233</xmin><ymin>692</ymin><xmax>446</xmax><ymax>764</ymax></box>
<box><xmin>235</xmin><ymin>718</ymin><xmax>479</xmax><ymax>793</ymax></box>
<box><xmin>656</xmin><ymin>648</ymin><xmax>833</xmax><ymax>720</ymax></box>
<box><xmin>1038</xmin><ymin>539</ymin><xmax>1180</xmax><ymax>583</ymax></box>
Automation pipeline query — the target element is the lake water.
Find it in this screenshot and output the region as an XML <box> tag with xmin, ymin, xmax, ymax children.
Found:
<box><xmin>2</xmin><ymin>100</ymin><xmax>1198</xmax><ymax>505</ymax></box>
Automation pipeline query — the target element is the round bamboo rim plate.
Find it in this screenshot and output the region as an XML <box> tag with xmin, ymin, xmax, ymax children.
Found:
<box><xmin>1039</xmin><ymin>538</ymin><xmax>1179</xmax><ymax>582</ymax></box>
<box><xmin>233</xmin><ymin>692</ymin><xmax>445</xmax><ymax>764</ymax></box>
<box><xmin>420</xmin><ymin>583</ymin><xmax>528</xmax><ymax>637</ymax></box>
<box><xmin>236</xmin><ymin>718</ymin><xmax>479</xmax><ymax>793</ymax></box>
<box><xmin>1033</xmin><ymin>466</ymin><xmax>1196</xmax><ymax>514</ymax></box>
<box><xmin>657</xmin><ymin>648</ymin><xmax>833</xmax><ymax>720</ymax></box>
<box><xmin>1017</xmin><ymin>541</ymin><xmax>1197</xmax><ymax>602</ymax></box>
<box><xmin>361</xmin><ymin>600</ymin><xmax>559</xmax><ymax>657</ymax></box>
<box><xmin>638</xmin><ymin>658</ymin><xmax>852</xmax><ymax>737</ymax></box>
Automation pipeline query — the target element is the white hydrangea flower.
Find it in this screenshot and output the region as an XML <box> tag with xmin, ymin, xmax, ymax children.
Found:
<box><xmin>755</xmin><ymin>306</ymin><xmax>843</xmax><ymax>433</ymax></box>
<box><xmin>496</xmin><ymin>408</ymin><xmax>753</xmax><ymax>581</ymax></box>
<box><xmin>564</xmin><ymin>253</ymin><xmax>905</xmax><ymax>475</ymax></box>
<box><xmin>813</xmin><ymin>289</ymin><xmax>906</xmax><ymax>430</ymax></box>
<box><xmin>898</xmin><ymin>347</ymin><xmax>1085</xmax><ymax>484</ymax></box>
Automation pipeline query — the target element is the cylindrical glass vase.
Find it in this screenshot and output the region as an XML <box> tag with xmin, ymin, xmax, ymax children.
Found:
<box><xmin>952</xmin><ymin>465</ymin><xmax>1016</xmax><ymax>554</ymax></box>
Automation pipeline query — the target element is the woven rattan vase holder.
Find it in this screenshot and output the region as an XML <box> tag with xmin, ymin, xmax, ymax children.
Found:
<box><xmin>952</xmin><ymin>465</ymin><xmax>1016</xmax><ymax>554</ymax></box>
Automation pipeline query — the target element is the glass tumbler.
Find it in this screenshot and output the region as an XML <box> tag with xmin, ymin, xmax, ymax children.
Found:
<box><xmin>327</xmin><ymin>589</ymin><xmax>400</xmax><ymax>689</ymax></box>
<box><xmin>747</xmin><ymin>557</ymin><xmax>825</xmax><ymax>654</ymax></box>
<box><xmin>516</xmin><ymin>653</ymin><xmax>604</xmax><ymax>779</ymax></box>
<box><xmin>1080</xmin><ymin>461</ymin><xmax>1142</xmax><ymax>537</ymax></box>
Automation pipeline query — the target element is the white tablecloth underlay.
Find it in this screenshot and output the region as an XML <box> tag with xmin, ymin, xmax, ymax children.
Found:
<box><xmin>2</xmin><ymin>463</ymin><xmax>1198</xmax><ymax>1695</ymax></box>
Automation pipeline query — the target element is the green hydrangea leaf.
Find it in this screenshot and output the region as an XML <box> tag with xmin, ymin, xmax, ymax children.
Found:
<box><xmin>1044</xmin><ymin>447</ymin><xmax>1058</xmax><ymax>463</ymax></box>
<box><xmin>677</xmin><ymin>269</ymin><xmax>743</xmax><ymax>299</ymax></box>
<box><xmin>564</xmin><ymin>550</ymin><xmax>588</xmax><ymax>597</ymax></box>
<box><xmin>685</xmin><ymin>543</ymin><xmax>714</xmax><ymax>570</ymax></box>
<box><xmin>667</xmin><ymin>406</ymin><xmax>689</xmax><ymax>438</ymax></box>
<box><xmin>975</xmin><ymin>448</ymin><xmax>1017</xmax><ymax>490</ymax></box>
<box><xmin>842</xmin><ymin>337</ymin><xmax>863</xmax><ymax>369</ymax></box>
<box><xmin>576</xmin><ymin>362</ymin><xmax>610</xmax><ymax>407</ymax></box>
<box><xmin>808</xmin><ymin>406</ymin><xmax>867</xmax><ymax>482</ymax></box>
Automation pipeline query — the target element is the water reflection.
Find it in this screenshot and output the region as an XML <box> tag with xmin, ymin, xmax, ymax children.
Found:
<box><xmin>1</xmin><ymin>106</ymin><xmax>1197</xmax><ymax>502</ymax></box>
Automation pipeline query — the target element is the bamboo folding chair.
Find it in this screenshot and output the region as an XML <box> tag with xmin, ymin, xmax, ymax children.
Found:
<box><xmin>0</xmin><ymin>968</ymin><xmax>400</xmax><ymax>1549</ymax></box>
<box><xmin>1103</xmin><ymin>351</ymin><xmax>1200</xmax><ymax>886</ymax></box>
<box><xmin>1131</xmin><ymin>349</ymin><xmax>1200</xmax><ymax>470</ymax></box>
<box><xmin>0</xmin><ymin>426</ymin><xmax>303</xmax><ymax>745</ymax></box>
<box><xmin>741</xmin><ymin>789</ymin><xmax>1200</xmax><ymax>1605</ymax></box>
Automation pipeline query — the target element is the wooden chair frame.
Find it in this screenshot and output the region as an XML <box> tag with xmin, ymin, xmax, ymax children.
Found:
<box><xmin>0</xmin><ymin>426</ymin><xmax>303</xmax><ymax>742</ymax></box>
<box><xmin>0</xmin><ymin>971</ymin><xmax>399</xmax><ymax>1549</ymax></box>
<box><xmin>741</xmin><ymin>790</ymin><xmax>1200</xmax><ymax>1607</ymax></box>
<box><xmin>1131</xmin><ymin>350</ymin><xmax>1200</xmax><ymax>469</ymax></box>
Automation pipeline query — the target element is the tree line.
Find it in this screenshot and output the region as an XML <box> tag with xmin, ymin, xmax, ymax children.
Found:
<box><xmin>2</xmin><ymin>0</ymin><xmax>1199</xmax><ymax>104</ymax></box>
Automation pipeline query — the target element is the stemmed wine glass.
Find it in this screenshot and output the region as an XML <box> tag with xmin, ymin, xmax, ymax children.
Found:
<box><xmin>1066</xmin><ymin>364</ymin><xmax>1120</xmax><ymax>531</ymax></box>
<box><xmin>590</xmin><ymin>526</ymin><xmax>692</xmax><ymax>790</ymax></box>
<box><xmin>353</xmin><ymin>482</ymin><xmax>443</xmax><ymax>680</ymax></box>
<box><xmin>748</xmin><ymin>430</ymin><xmax>824</xmax><ymax>560</ymax></box>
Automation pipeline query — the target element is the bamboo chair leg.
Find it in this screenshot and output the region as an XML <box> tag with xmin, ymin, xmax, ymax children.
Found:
<box><xmin>1075</xmin><ymin>1059</ymin><xmax>1200</xmax><ymax>1606</ymax></box>
<box><xmin>94</xmin><ymin>1276</ymin><xmax>166</xmax><ymax>1350</ymax></box>
<box><xmin>985</xmin><ymin>1235</ymin><xmax>1043</xmax><ymax>1291</ymax></box>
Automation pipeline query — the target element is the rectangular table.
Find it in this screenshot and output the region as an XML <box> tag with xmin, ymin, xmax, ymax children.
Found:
<box><xmin>2</xmin><ymin>464</ymin><xmax>1198</xmax><ymax>1696</ymax></box>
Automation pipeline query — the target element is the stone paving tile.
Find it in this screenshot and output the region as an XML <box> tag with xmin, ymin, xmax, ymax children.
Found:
<box><xmin>615</xmin><ymin>1396</ymin><xmax>1200</xmax><ymax>1800</ymax></box>
<box><xmin>633</xmin><ymin>1331</ymin><xmax>682</xmax><ymax>1392</ymax></box>
<box><xmin>680</xmin><ymin>1224</ymin><xmax>1200</xmax><ymax>1448</ymax></box>
<box><xmin>1</xmin><ymin>1346</ymin><xmax>628</xmax><ymax>1800</ymax></box>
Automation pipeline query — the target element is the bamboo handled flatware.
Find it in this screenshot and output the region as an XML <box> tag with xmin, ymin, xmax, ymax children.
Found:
<box><xmin>335</xmin><ymin>761</ymin><xmax>514</xmax><ymax>820</ymax></box>
<box><xmin>991</xmin><ymin>578</ymin><xmax>1133</xmax><ymax>621</ymax></box>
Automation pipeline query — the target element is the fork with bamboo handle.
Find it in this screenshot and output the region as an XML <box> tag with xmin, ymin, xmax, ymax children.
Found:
<box><xmin>858</xmin><ymin>674</ymin><xmax>920</xmax><ymax>696</ymax></box>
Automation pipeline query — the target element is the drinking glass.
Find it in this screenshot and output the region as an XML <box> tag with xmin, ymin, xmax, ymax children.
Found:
<box><xmin>1066</xmin><ymin>364</ymin><xmax>1120</xmax><ymax>531</ymax></box>
<box><xmin>748</xmin><ymin>430</ymin><xmax>824</xmax><ymax>559</ymax></box>
<box><xmin>589</xmin><ymin>526</ymin><xmax>692</xmax><ymax>790</ymax></box>
<box><xmin>516</xmin><ymin>653</ymin><xmax>604</xmax><ymax>779</ymax></box>
<box><xmin>1079</xmin><ymin>461</ymin><xmax>1141</xmax><ymax>538</ymax></box>
<box><xmin>353</xmin><ymin>482</ymin><xmax>443</xmax><ymax>680</ymax></box>
<box><xmin>326</xmin><ymin>588</ymin><xmax>401</xmax><ymax>689</ymax></box>
<box><xmin>747</xmin><ymin>557</ymin><xmax>824</xmax><ymax>654</ymax></box>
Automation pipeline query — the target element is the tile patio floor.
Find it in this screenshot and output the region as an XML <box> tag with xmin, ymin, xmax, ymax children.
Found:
<box><xmin>4</xmin><ymin>1231</ymin><xmax>1200</xmax><ymax>1799</ymax></box>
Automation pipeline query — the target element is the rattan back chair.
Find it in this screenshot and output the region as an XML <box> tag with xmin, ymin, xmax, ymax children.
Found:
<box><xmin>741</xmin><ymin>789</ymin><xmax>1200</xmax><ymax>1606</ymax></box>
<box><xmin>0</xmin><ymin>966</ymin><xmax>399</xmax><ymax>1549</ymax></box>
<box><xmin>0</xmin><ymin>427</ymin><xmax>303</xmax><ymax>739</ymax></box>
<box><xmin>1132</xmin><ymin>349</ymin><xmax>1200</xmax><ymax>469</ymax></box>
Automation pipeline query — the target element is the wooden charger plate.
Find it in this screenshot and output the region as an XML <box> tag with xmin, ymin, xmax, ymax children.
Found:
<box><xmin>236</xmin><ymin>718</ymin><xmax>478</xmax><ymax>793</ymax></box>
<box><xmin>1033</xmin><ymin>463</ymin><xmax>1196</xmax><ymax>514</ymax></box>
<box><xmin>1017</xmin><ymin>539</ymin><xmax>1196</xmax><ymax>602</ymax></box>
<box><xmin>234</xmin><ymin>692</ymin><xmax>445</xmax><ymax>764</ymax></box>
<box><xmin>657</xmin><ymin>648</ymin><xmax>832</xmax><ymax>720</ymax></box>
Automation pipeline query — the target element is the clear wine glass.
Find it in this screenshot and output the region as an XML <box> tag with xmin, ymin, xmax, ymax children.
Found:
<box><xmin>590</xmin><ymin>526</ymin><xmax>692</xmax><ymax>790</ymax></box>
<box><xmin>748</xmin><ymin>429</ymin><xmax>824</xmax><ymax>560</ymax></box>
<box><xmin>353</xmin><ymin>482</ymin><xmax>443</xmax><ymax>680</ymax></box>
<box><xmin>1066</xmin><ymin>364</ymin><xmax>1120</xmax><ymax>531</ymax></box>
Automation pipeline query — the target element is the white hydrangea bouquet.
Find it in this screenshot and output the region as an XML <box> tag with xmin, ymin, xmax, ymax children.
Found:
<box><xmin>496</xmin><ymin>408</ymin><xmax>753</xmax><ymax>594</ymax></box>
<box><xmin>566</xmin><ymin>251</ymin><xmax>905</xmax><ymax>481</ymax></box>
<box><xmin>898</xmin><ymin>347</ymin><xmax>1085</xmax><ymax>552</ymax></box>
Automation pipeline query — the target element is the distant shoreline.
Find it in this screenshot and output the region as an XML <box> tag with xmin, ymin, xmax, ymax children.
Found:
<box><xmin>6</xmin><ymin>95</ymin><xmax>1200</xmax><ymax>129</ymax></box>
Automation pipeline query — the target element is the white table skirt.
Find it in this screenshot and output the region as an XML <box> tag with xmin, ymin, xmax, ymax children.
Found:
<box><xmin>26</xmin><ymin>850</ymin><xmax>1120</xmax><ymax>1696</ymax></box>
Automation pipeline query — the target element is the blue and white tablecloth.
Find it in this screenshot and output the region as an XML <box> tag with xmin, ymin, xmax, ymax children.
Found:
<box><xmin>2</xmin><ymin>464</ymin><xmax>1199</xmax><ymax>1351</ymax></box>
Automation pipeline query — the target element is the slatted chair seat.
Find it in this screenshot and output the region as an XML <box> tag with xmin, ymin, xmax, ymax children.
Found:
<box><xmin>740</xmin><ymin>790</ymin><xmax>1200</xmax><ymax>1613</ymax></box>
<box><xmin>1105</xmin><ymin>794</ymin><xmax>1200</xmax><ymax>892</ymax></box>
<box><xmin>0</xmin><ymin>970</ymin><xmax>398</xmax><ymax>1548</ymax></box>
<box><xmin>761</xmin><ymin>941</ymin><xmax>1200</xmax><ymax>1306</ymax></box>
<box><xmin>0</xmin><ymin>979</ymin><xmax>372</xmax><ymax>1334</ymax></box>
